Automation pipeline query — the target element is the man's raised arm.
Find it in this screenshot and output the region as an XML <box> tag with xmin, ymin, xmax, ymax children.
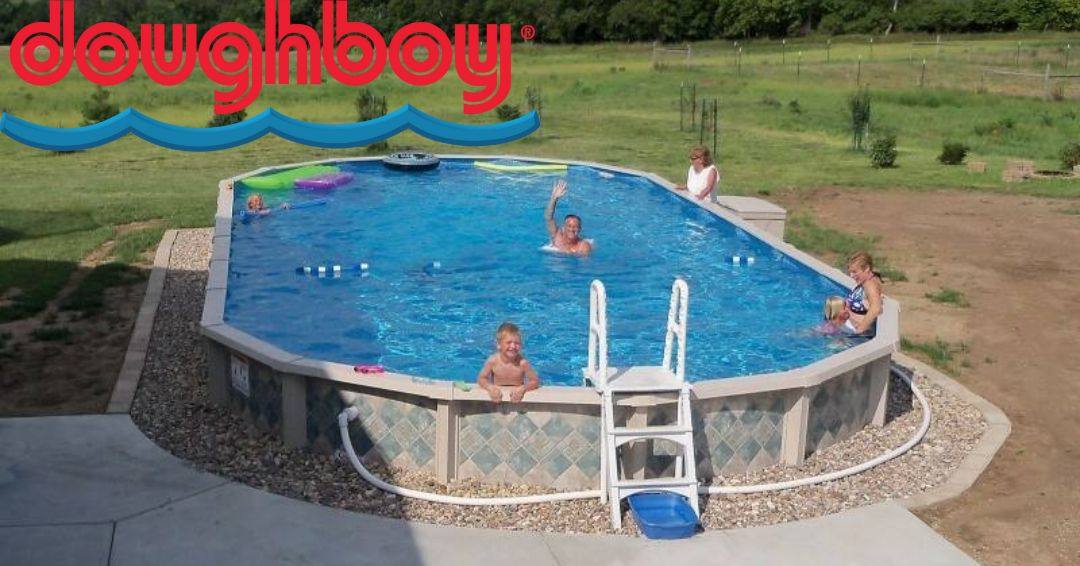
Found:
<box><xmin>544</xmin><ymin>179</ymin><xmax>567</xmax><ymax>241</ymax></box>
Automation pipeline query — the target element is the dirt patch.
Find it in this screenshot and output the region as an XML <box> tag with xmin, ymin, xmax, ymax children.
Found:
<box><xmin>0</xmin><ymin>220</ymin><xmax>162</xmax><ymax>416</ymax></box>
<box><xmin>775</xmin><ymin>188</ymin><xmax>1080</xmax><ymax>566</ymax></box>
<box><xmin>0</xmin><ymin>281</ymin><xmax>148</xmax><ymax>415</ymax></box>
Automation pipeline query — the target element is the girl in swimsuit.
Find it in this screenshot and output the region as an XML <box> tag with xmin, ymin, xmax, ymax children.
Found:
<box><xmin>845</xmin><ymin>250</ymin><xmax>884</xmax><ymax>336</ymax></box>
<box><xmin>816</xmin><ymin>295</ymin><xmax>857</xmax><ymax>335</ymax></box>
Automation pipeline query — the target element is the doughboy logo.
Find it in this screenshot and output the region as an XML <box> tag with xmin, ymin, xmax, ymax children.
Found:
<box><xmin>11</xmin><ymin>0</ymin><xmax>513</xmax><ymax>115</ymax></box>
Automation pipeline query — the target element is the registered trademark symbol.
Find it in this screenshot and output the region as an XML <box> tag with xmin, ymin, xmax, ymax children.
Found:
<box><xmin>519</xmin><ymin>25</ymin><xmax>536</xmax><ymax>41</ymax></box>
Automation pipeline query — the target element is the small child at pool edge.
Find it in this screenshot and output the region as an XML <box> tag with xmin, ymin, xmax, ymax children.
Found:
<box><xmin>816</xmin><ymin>295</ymin><xmax>856</xmax><ymax>336</ymax></box>
<box><xmin>476</xmin><ymin>322</ymin><xmax>541</xmax><ymax>404</ymax></box>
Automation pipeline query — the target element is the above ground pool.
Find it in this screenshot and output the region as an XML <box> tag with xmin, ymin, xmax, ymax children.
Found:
<box><xmin>225</xmin><ymin>159</ymin><xmax>853</xmax><ymax>385</ymax></box>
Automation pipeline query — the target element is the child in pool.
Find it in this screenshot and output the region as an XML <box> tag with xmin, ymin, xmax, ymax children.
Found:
<box><xmin>246</xmin><ymin>194</ymin><xmax>271</xmax><ymax>216</ymax></box>
<box><xmin>476</xmin><ymin>322</ymin><xmax>541</xmax><ymax>404</ymax></box>
<box><xmin>816</xmin><ymin>296</ymin><xmax>857</xmax><ymax>335</ymax></box>
<box><xmin>245</xmin><ymin>194</ymin><xmax>292</xmax><ymax>218</ymax></box>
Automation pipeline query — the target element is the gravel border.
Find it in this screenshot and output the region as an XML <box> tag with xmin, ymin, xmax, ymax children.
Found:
<box><xmin>131</xmin><ymin>229</ymin><xmax>989</xmax><ymax>535</ymax></box>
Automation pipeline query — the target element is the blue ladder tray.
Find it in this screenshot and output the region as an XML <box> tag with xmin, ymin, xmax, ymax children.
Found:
<box><xmin>627</xmin><ymin>492</ymin><xmax>700</xmax><ymax>540</ymax></box>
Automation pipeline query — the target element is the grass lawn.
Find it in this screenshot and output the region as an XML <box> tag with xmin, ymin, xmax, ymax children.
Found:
<box><xmin>1</xmin><ymin>33</ymin><xmax>1078</xmax><ymax>320</ymax></box>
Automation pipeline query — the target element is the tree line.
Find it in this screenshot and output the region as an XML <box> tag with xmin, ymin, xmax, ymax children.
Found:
<box><xmin>2</xmin><ymin>0</ymin><xmax>1077</xmax><ymax>45</ymax></box>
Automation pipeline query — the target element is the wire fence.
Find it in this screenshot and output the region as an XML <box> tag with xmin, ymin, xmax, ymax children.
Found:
<box><xmin>650</xmin><ymin>36</ymin><xmax>1080</xmax><ymax>99</ymax></box>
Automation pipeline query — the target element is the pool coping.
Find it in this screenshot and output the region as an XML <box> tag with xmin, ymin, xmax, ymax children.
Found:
<box><xmin>204</xmin><ymin>155</ymin><xmax>901</xmax><ymax>406</ymax></box>
<box><xmin>107</xmin><ymin>229</ymin><xmax>178</xmax><ymax>414</ymax></box>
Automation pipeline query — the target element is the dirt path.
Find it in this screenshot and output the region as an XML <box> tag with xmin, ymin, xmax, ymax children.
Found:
<box><xmin>776</xmin><ymin>188</ymin><xmax>1080</xmax><ymax>566</ymax></box>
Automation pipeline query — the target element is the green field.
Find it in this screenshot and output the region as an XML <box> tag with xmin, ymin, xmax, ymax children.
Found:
<box><xmin>1</xmin><ymin>34</ymin><xmax>1078</xmax><ymax>322</ymax></box>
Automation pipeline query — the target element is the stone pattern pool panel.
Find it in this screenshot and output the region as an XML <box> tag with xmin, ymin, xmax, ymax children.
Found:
<box><xmin>456</xmin><ymin>404</ymin><xmax>602</xmax><ymax>489</ymax></box>
<box><xmin>807</xmin><ymin>363</ymin><xmax>878</xmax><ymax>457</ymax></box>
<box><xmin>228</xmin><ymin>358</ymin><xmax>283</xmax><ymax>435</ymax></box>
<box><xmin>306</xmin><ymin>380</ymin><xmax>437</xmax><ymax>472</ymax></box>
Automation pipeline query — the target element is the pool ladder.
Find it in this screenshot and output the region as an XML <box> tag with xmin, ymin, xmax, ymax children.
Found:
<box><xmin>583</xmin><ymin>278</ymin><xmax>700</xmax><ymax>529</ymax></box>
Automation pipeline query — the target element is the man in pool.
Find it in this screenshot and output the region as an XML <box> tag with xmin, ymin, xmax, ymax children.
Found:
<box><xmin>544</xmin><ymin>179</ymin><xmax>593</xmax><ymax>255</ymax></box>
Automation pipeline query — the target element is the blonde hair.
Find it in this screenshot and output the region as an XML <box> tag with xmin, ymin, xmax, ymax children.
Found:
<box><xmin>823</xmin><ymin>296</ymin><xmax>845</xmax><ymax>322</ymax></box>
<box><xmin>496</xmin><ymin>322</ymin><xmax>521</xmax><ymax>342</ymax></box>
<box><xmin>689</xmin><ymin>145</ymin><xmax>713</xmax><ymax>167</ymax></box>
<box><xmin>246</xmin><ymin>194</ymin><xmax>263</xmax><ymax>209</ymax></box>
<box><xmin>847</xmin><ymin>250</ymin><xmax>874</xmax><ymax>272</ymax></box>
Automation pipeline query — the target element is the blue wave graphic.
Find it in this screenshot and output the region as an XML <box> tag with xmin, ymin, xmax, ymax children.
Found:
<box><xmin>0</xmin><ymin>105</ymin><xmax>539</xmax><ymax>151</ymax></box>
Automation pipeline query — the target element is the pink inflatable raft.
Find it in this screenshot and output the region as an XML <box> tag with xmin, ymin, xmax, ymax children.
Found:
<box><xmin>294</xmin><ymin>171</ymin><xmax>354</xmax><ymax>190</ymax></box>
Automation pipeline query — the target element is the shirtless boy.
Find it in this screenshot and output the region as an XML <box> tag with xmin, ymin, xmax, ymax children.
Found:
<box><xmin>476</xmin><ymin>322</ymin><xmax>541</xmax><ymax>403</ymax></box>
<box><xmin>544</xmin><ymin>179</ymin><xmax>593</xmax><ymax>255</ymax></box>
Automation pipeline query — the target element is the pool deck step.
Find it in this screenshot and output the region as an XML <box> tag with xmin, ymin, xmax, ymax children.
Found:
<box><xmin>609</xmin><ymin>425</ymin><xmax>693</xmax><ymax>445</ymax></box>
<box><xmin>603</xmin><ymin>366</ymin><xmax>688</xmax><ymax>393</ymax></box>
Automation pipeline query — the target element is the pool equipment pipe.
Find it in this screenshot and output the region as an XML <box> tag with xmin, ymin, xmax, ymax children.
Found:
<box><xmin>338</xmin><ymin>366</ymin><xmax>929</xmax><ymax>506</ymax></box>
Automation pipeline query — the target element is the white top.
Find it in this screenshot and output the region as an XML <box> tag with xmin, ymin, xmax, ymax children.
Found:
<box><xmin>685</xmin><ymin>164</ymin><xmax>718</xmax><ymax>198</ymax></box>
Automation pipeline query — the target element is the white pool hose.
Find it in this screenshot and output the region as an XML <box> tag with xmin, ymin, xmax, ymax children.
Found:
<box><xmin>338</xmin><ymin>366</ymin><xmax>930</xmax><ymax>504</ymax></box>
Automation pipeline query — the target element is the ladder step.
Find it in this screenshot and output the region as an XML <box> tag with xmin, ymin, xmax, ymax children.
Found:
<box><xmin>611</xmin><ymin>425</ymin><xmax>693</xmax><ymax>437</ymax></box>
<box><xmin>614</xmin><ymin>477</ymin><xmax>699</xmax><ymax>489</ymax></box>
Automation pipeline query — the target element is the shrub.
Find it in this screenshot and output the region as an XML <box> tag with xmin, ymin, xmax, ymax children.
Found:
<box><xmin>848</xmin><ymin>88</ymin><xmax>872</xmax><ymax>151</ymax></box>
<box><xmin>355</xmin><ymin>89</ymin><xmax>387</xmax><ymax>122</ymax></box>
<box><xmin>938</xmin><ymin>141</ymin><xmax>968</xmax><ymax>165</ymax></box>
<box><xmin>787</xmin><ymin>99</ymin><xmax>802</xmax><ymax>114</ymax></box>
<box><xmin>869</xmin><ymin>131</ymin><xmax>898</xmax><ymax>168</ymax></box>
<box><xmin>525</xmin><ymin>86</ymin><xmax>542</xmax><ymax>119</ymax></box>
<box><xmin>207</xmin><ymin>109</ymin><xmax>247</xmax><ymax>127</ymax></box>
<box><xmin>1062</xmin><ymin>141</ymin><xmax>1080</xmax><ymax>170</ymax></box>
<box><xmin>80</xmin><ymin>87</ymin><xmax>119</xmax><ymax>126</ymax></box>
<box><xmin>355</xmin><ymin>89</ymin><xmax>388</xmax><ymax>151</ymax></box>
<box><xmin>761</xmin><ymin>94</ymin><xmax>781</xmax><ymax>108</ymax></box>
<box><xmin>495</xmin><ymin>103</ymin><xmax>521</xmax><ymax>121</ymax></box>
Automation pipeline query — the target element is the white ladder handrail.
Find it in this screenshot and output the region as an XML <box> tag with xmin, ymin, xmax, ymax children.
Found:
<box><xmin>586</xmin><ymin>279</ymin><xmax>609</xmax><ymax>387</ymax></box>
<box><xmin>661</xmin><ymin>278</ymin><xmax>689</xmax><ymax>382</ymax></box>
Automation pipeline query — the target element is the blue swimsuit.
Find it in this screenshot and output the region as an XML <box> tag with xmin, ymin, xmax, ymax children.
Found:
<box><xmin>846</xmin><ymin>284</ymin><xmax>869</xmax><ymax>315</ymax></box>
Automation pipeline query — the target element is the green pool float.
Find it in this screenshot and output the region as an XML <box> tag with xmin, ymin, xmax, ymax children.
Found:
<box><xmin>242</xmin><ymin>165</ymin><xmax>340</xmax><ymax>190</ymax></box>
<box><xmin>474</xmin><ymin>161</ymin><xmax>568</xmax><ymax>173</ymax></box>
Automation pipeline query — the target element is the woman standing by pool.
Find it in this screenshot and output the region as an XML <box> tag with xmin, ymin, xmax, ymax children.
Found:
<box><xmin>845</xmin><ymin>251</ymin><xmax>884</xmax><ymax>336</ymax></box>
<box><xmin>675</xmin><ymin>145</ymin><xmax>719</xmax><ymax>202</ymax></box>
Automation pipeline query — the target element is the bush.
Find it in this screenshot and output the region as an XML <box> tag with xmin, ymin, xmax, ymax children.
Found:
<box><xmin>938</xmin><ymin>142</ymin><xmax>969</xmax><ymax>165</ymax></box>
<box><xmin>355</xmin><ymin>89</ymin><xmax>387</xmax><ymax>122</ymax></box>
<box><xmin>207</xmin><ymin>109</ymin><xmax>247</xmax><ymax>127</ymax></box>
<box><xmin>848</xmin><ymin>88</ymin><xmax>872</xmax><ymax>151</ymax></box>
<box><xmin>525</xmin><ymin>86</ymin><xmax>542</xmax><ymax>119</ymax></box>
<box><xmin>495</xmin><ymin>103</ymin><xmax>521</xmax><ymax>121</ymax></box>
<box><xmin>787</xmin><ymin>100</ymin><xmax>802</xmax><ymax>114</ymax></box>
<box><xmin>1062</xmin><ymin>141</ymin><xmax>1080</xmax><ymax>170</ymax></box>
<box><xmin>80</xmin><ymin>87</ymin><xmax>119</xmax><ymax>126</ymax></box>
<box><xmin>355</xmin><ymin>89</ymin><xmax>388</xmax><ymax>151</ymax></box>
<box><xmin>870</xmin><ymin>131</ymin><xmax>898</xmax><ymax>168</ymax></box>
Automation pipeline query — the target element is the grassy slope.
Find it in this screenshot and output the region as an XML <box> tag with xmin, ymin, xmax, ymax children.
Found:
<box><xmin>0</xmin><ymin>34</ymin><xmax>1078</xmax><ymax>319</ymax></box>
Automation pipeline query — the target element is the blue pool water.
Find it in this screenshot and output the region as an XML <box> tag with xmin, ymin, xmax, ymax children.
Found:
<box><xmin>226</xmin><ymin>159</ymin><xmax>853</xmax><ymax>385</ymax></box>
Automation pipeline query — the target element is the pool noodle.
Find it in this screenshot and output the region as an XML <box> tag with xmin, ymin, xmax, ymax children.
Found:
<box><xmin>475</xmin><ymin>161</ymin><xmax>568</xmax><ymax>173</ymax></box>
